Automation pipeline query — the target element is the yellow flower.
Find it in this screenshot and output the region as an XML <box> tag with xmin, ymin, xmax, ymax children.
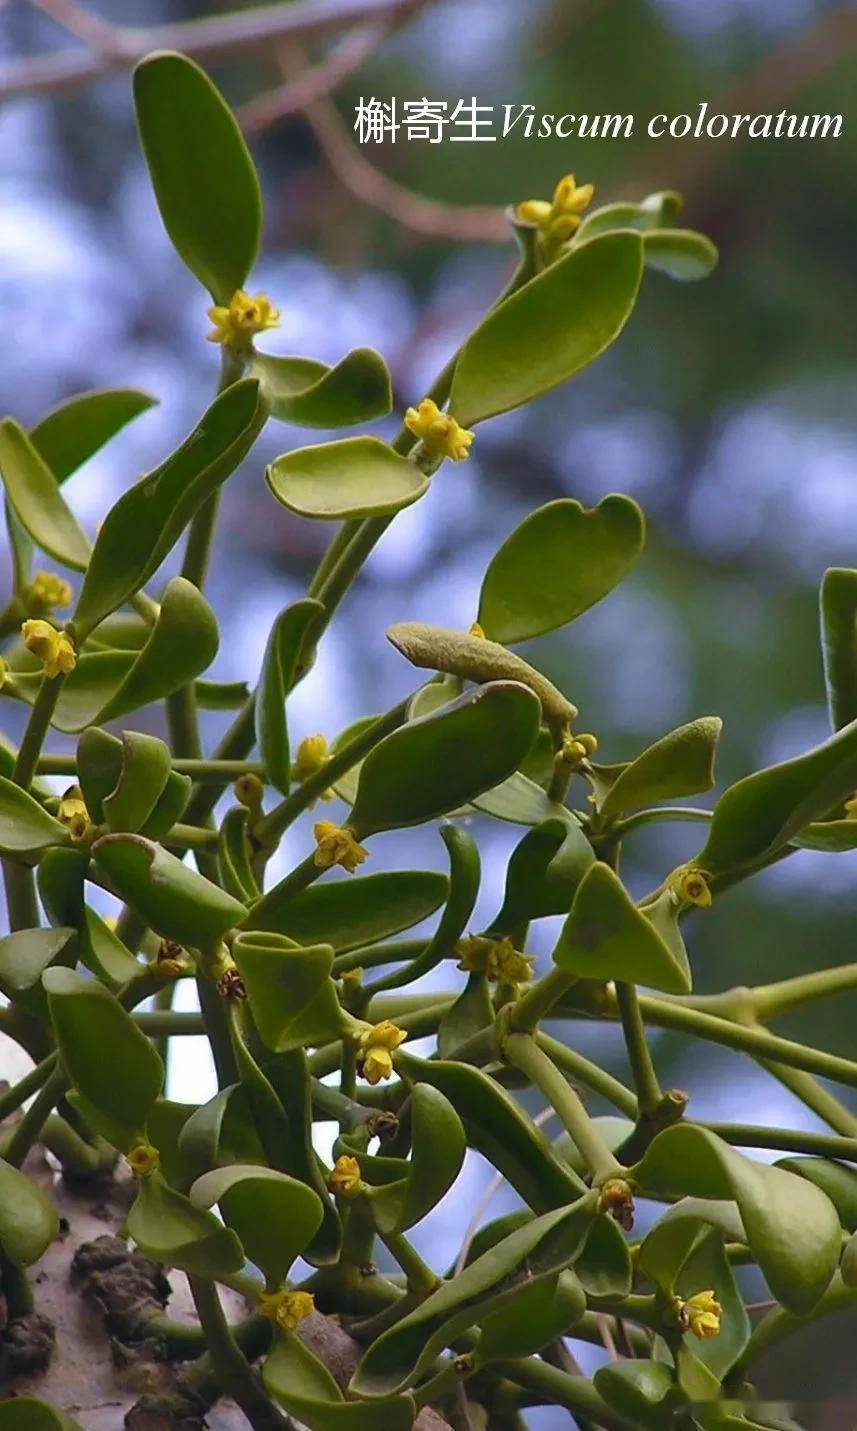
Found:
<box><xmin>455</xmin><ymin>935</ymin><xmax>533</xmax><ymax>987</ymax></box>
<box><xmin>126</xmin><ymin>1140</ymin><xmax>159</xmax><ymax>1179</ymax></box>
<box><xmin>57</xmin><ymin>785</ymin><xmax>93</xmax><ymax>842</ymax></box>
<box><xmin>206</xmin><ymin>289</ymin><xmax>280</xmax><ymax>347</ymax></box>
<box><xmin>0</xmin><ymin>656</ymin><xmax>7</xmax><ymax>689</ymax></box>
<box><xmin>259</xmin><ymin>1289</ymin><xmax>315</xmax><ymax>1333</ymax></box>
<box><xmin>516</xmin><ymin>174</ymin><xmax>595</xmax><ymax>262</ymax></box>
<box><xmin>356</xmin><ymin>1019</ymin><xmax>407</xmax><ymax>1085</ymax></box>
<box><xmin>328</xmin><ymin>1154</ymin><xmax>363</xmax><ymax>1199</ymax></box>
<box><xmin>561</xmin><ymin>730</ymin><xmax>598</xmax><ymax>766</ymax></box>
<box><xmin>313</xmin><ymin>821</ymin><xmax>368</xmax><ymax>874</ymax></box>
<box><xmin>844</xmin><ymin>792</ymin><xmax>857</xmax><ymax>819</ymax></box>
<box><xmin>672</xmin><ymin>866</ymin><xmax>712</xmax><ymax>909</ymax></box>
<box><xmin>22</xmin><ymin>619</ymin><xmax>76</xmax><ymax>678</ymax></box>
<box><xmin>404</xmin><ymin>398</ymin><xmax>474</xmax><ymax>463</ymax></box>
<box><xmin>293</xmin><ymin>733</ymin><xmax>329</xmax><ymax>781</ymax></box>
<box><xmin>24</xmin><ymin>571</ymin><xmax>73</xmax><ymax>615</ymax></box>
<box><xmin>682</xmin><ymin>1289</ymin><xmax>722</xmax><ymax>1340</ymax></box>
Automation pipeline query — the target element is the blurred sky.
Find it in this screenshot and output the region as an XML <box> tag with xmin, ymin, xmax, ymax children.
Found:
<box><xmin>0</xmin><ymin>1</ymin><xmax>855</xmax><ymax>1415</ymax></box>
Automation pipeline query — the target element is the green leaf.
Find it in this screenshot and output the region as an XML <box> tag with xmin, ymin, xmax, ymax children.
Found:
<box><xmin>265</xmin><ymin>1050</ymin><xmax>342</xmax><ymax>1264</ymax></box>
<box><xmin>551</xmin><ymin>862</ymin><xmax>691</xmax><ymax>994</ymax></box>
<box><xmin>450</xmin><ymin>231</ymin><xmax>644</xmax><ymax>426</ymax></box>
<box><xmin>593</xmin><ymin>1361</ymin><xmax>676</xmax><ymax>1427</ymax></box>
<box><xmin>363</xmin><ymin>1086</ymin><xmax>465</xmax><ymax>1234</ymax></box>
<box><xmin>44</xmin><ymin>967</ymin><xmax>163</xmax><ymax>1147</ymax></box>
<box><xmin>0</xmin><ymin>777</ymin><xmax>69</xmax><ymax>862</ymax></box>
<box><xmin>191</xmin><ymin>1164</ymin><xmax>323</xmax><ymax>1286</ymax></box>
<box><xmin>397</xmin><ymin>1050</ymin><xmax>587</xmax><ymax>1212</ymax></box>
<box><xmin>264</xmin><ymin>1333</ymin><xmax>415</xmax><ymax>1431</ymax></box>
<box><xmin>436</xmin><ymin>971</ymin><xmax>493</xmax><ymax>1059</ymax></box>
<box><xmin>0</xmin><ymin>1158</ymin><xmax>58</xmax><ymax>1266</ymax></box>
<box><xmin>218</xmin><ymin>807</ymin><xmax>260</xmax><ymax>903</ymax></box>
<box><xmin>638</xmin><ymin>1210</ymin><xmax>750</xmax><ymax>1377</ymax></box>
<box><xmin>469</xmin><ymin>770</ymin><xmax>576</xmax><ymax>826</ymax></box>
<box><xmin>232</xmin><ymin>933</ymin><xmax>349</xmax><ymax>1052</ymax></box>
<box><xmin>266</xmin><ymin>437</ymin><xmax>427</xmax><ymax>521</ymax></box>
<box><xmin>30</xmin><ymin>388</ymin><xmax>156</xmax><ymax>484</ymax></box>
<box><xmin>246</xmin><ymin>869</ymin><xmax>448</xmax><ymax>949</ymax></box>
<box><xmin>491</xmin><ymin>816</ymin><xmax>595</xmax><ymax>929</ymax></box>
<box><xmin>643</xmin><ymin>229</ymin><xmax>719</xmax><ymax>280</ymax></box>
<box><xmin>93</xmin><ymin>834</ymin><xmax>246</xmax><ymax>950</ymax></box>
<box><xmin>133</xmin><ymin>51</ymin><xmax>261</xmax><ymax>302</ymax></box>
<box><xmin>102</xmin><ymin>731</ymin><xmax>172</xmax><ymax>833</ymax></box>
<box><xmin>589</xmin><ymin>717</ymin><xmax>722</xmax><ymax>823</ymax></box>
<box><xmin>696</xmin><ymin>715</ymin><xmax>857</xmax><ymax>879</ymax></box>
<box><xmin>127</xmin><ymin>1169</ymin><xmax>245</xmax><ymax>1277</ymax></box>
<box><xmin>252</xmin><ymin>348</ymin><xmax>392</xmax><ymax>427</ymax></box>
<box><xmin>474</xmin><ymin>1269</ymin><xmax>585</xmax><ymax>1366</ymax></box>
<box><xmin>632</xmin><ymin>1125</ymin><xmax>841</xmax><ymax>1314</ymax></box>
<box><xmin>178</xmin><ymin>1084</ymin><xmax>266</xmax><ymax>1182</ymax></box>
<box><xmin>791</xmin><ymin>819</ymin><xmax>857</xmax><ymax>851</ymax></box>
<box><xmin>820</xmin><ymin>567</ymin><xmax>857</xmax><ymax>731</ymax></box>
<box><xmin>575</xmin><ymin>190</ymin><xmax>684</xmax><ymax>241</ymax></box>
<box><xmin>255</xmin><ymin>598</ymin><xmax>323</xmax><ymax>794</ymax></box>
<box><xmin>38</xmin><ymin>846</ymin><xmax>144</xmax><ymax>989</ymax></box>
<box><xmin>0</xmin><ymin>418</ymin><xmax>91</xmax><ymax>569</ymax></box>
<box><xmin>478</xmin><ymin>495</ymin><xmax>645</xmax><ymax>644</ymax></box>
<box><xmin>350</xmin><ymin>1198</ymin><xmax>595</xmax><ymax>1397</ymax></box>
<box><xmin>0</xmin><ymin>925</ymin><xmax>74</xmax><ymax>1016</ymax></box>
<box><xmin>0</xmin><ymin>1396</ymin><xmax>84</xmax><ymax>1430</ymax></box>
<box><xmin>574</xmin><ymin>1212</ymin><xmax>633</xmax><ymax>1298</ymax></box>
<box><xmin>73</xmin><ymin>379</ymin><xmax>266</xmax><ymax>638</ymax></box>
<box><xmin>776</xmin><ymin>1156</ymin><xmax>857</xmax><ymax>1231</ymax></box>
<box><xmin>350</xmin><ymin>682</ymin><xmax>541</xmax><ymax>836</ymax></box>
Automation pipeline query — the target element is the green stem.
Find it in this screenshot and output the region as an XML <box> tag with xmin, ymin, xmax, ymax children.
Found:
<box><xmin>491</xmin><ymin>1359</ymin><xmax>635</xmax><ymax>1431</ymax></box>
<box><xmin>5</xmin><ymin>1066</ymin><xmax>68</xmax><ymax>1168</ymax></box>
<box><xmin>0</xmin><ymin>1052</ymin><xmax>57</xmax><ymax>1124</ymax></box>
<box><xmin>615</xmin><ymin>981</ymin><xmax>663</xmax><ymax>1116</ymax></box>
<box><xmin>503</xmin><ymin>1031</ymin><xmax>621</xmax><ymax>1183</ymax></box>
<box><xmin>162</xmin><ymin>823</ymin><xmax>221</xmax><ymax>850</ymax></box>
<box><xmin>507</xmin><ymin>967</ymin><xmax>575</xmax><ymax>1033</ymax></box>
<box><xmin>333</xmin><ymin>937</ymin><xmax>428</xmax><ymax>976</ymax></box>
<box><xmin>188</xmin><ymin>1276</ymin><xmax>285</xmax><ymax>1430</ymax></box>
<box><xmin>226</xmin><ymin>1000</ymin><xmax>292</xmax><ymax>1171</ymax></box>
<box><xmin>755</xmin><ymin>1059</ymin><xmax>857</xmax><ymax>1136</ymax></box>
<box><xmin>753</xmin><ymin>962</ymin><xmax>857</xmax><ymax>1022</ymax></box>
<box><xmin>611</xmin><ymin>805</ymin><xmax>713</xmax><ymax>838</ymax></box>
<box><xmin>703</xmin><ymin>1121</ymin><xmax>857</xmax><ymax>1159</ymax></box>
<box><xmin>36</xmin><ymin>756</ymin><xmax>266</xmax><ymax>781</ymax></box>
<box><xmin>535</xmin><ymin>1032</ymin><xmax>638</xmax><ymax>1118</ymax></box>
<box><xmin>378</xmin><ymin>1229</ymin><xmax>439</xmax><ymax>1296</ymax></box>
<box><xmin>13</xmin><ymin>671</ymin><xmax>65</xmax><ymax>788</ymax></box>
<box><xmin>134</xmin><ymin>1009</ymin><xmax>204</xmax><ymax>1036</ymax></box>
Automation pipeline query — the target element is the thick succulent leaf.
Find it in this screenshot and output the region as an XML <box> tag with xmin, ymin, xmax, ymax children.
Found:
<box><xmin>0</xmin><ymin>1158</ymin><xmax>58</xmax><ymax>1267</ymax></box>
<box><xmin>574</xmin><ymin>1213</ymin><xmax>633</xmax><ymax>1297</ymax></box>
<box><xmin>127</xmin><ymin>1169</ymin><xmax>244</xmax><ymax>1277</ymax></box>
<box><xmin>264</xmin><ymin>1332</ymin><xmax>415</xmax><ymax>1431</ymax></box>
<box><xmin>590</xmin><ymin>717</ymin><xmax>722</xmax><ymax>823</ymax></box>
<box><xmin>350</xmin><ymin>1198</ymin><xmax>595</xmax><ymax>1396</ymax></box>
<box><xmin>102</xmin><ymin>731</ymin><xmax>172</xmax><ymax>833</ymax></box>
<box><xmin>364</xmin><ymin>1086</ymin><xmax>465</xmax><ymax>1234</ymax></box>
<box><xmin>350</xmin><ymin>682</ymin><xmax>541</xmax><ymax>836</ymax></box>
<box><xmin>792</xmin><ymin>819</ymin><xmax>857</xmax><ymax>851</ymax></box>
<box><xmin>44</xmin><ymin>967</ymin><xmax>163</xmax><ymax>1147</ymax></box>
<box><xmin>179</xmin><ymin>1084</ymin><xmax>266</xmax><ymax>1181</ymax></box>
<box><xmin>450</xmin><ymin>231</ymin><xmax>644</xmax><ymax>426</ymax></box>
<box><xmin>820</xmin><ymin>567</ymin><xmax>857</xmax><ymax>731</ymax></box>
<box><xmin>264</xmin><ymin>1050</ymin><xmax>342</xmax><ymax>1264</ymax></box>
<box><xmin>696</xmin><ymin>715</ymin><xmax>857</xmax><ymax>878</ymax></box>
<box><xmin>0</xmin><ymin>778</ymin><xmax>69</xmax><ymax>862</ymax></box>
<box><xmin>218</xmin><ymin>807</ymin><xmax>260</xmax><ymax>903</ymax></box>
<box><xmin>478</xmin><ymin>495</ymin><xmax>645</xmax><ymax>644</ymax></box>
<box><xmin>245</xmin><ymin>869</ymin><xmax>448</xmax><ymax>949</ymax></box>
<box><xmin>266</xmin><ymin>436</ymin><xmax>427</xmax><ymax>520</ymax></box>
<box><xmin>643</xmin><ymin>228</ymin><xmax>719</xmax><ymax>280</ymax></box>
<box><xmin>255</xmin><ymin>598</ymin><xmax>323</xmax><ymax>794</ymax></box>
<box><xmin>0</xmin><ymin>418</ymin><xmax>91</xmax><ymax>569</ymax></box>
<box><xmin>639</xmin><ymin>1213</ymin><xmax>750</xmax><ymax>1377</ymax></box>
<box><xmin>469</xmin><ymin>771</ymin><xmax>575</xmax><ymax>826</ymax></box>
<box><xmin>436</xmin><ymin>971</ymin><xmax>493</xmax><ymax>1059</ymax></box>
<box><xmin>93</xmin><ymin>834</ymin><xmax>246</xmax><ymax>950</ymax></box>
<box><xmin>776</xmin><ymin>1156</ymin><xmax>857</xmax><ymax>1231</ymax></box>
<box><xmin>593</xmin><ymin>1360</ymin><xmax>676</xmax><ymax>1426</ymax></box>
<box><xmin>133</xmin><ymin>51</ymin><xmax>261</xmax><ymax>301</ymax></box>
<box><xmin>37</xmin><ymin>846</ymin><xmax>141</xmax><ymax>989</ymax></box>
<box><xmin>0</xmin><ymin>925</ymin><xmax>74</xmax><ymax>1018</ymax></box>
<box><xmin>0</xmin><ymin>1396</ymin><xmax>85</xmax><ymax>1430</ymax></box>
<box><xmin>397</xmin><ymin>1050</ymin><xmax>587</xmax><ymax>1211</ymax></box>
<box><xmin>492</xmin><ymin>816</ymin><xmax>595</xmax><ymax>929</ymax></box>
<box><xmin>474</xmin><ymin>1269</ymin><xmax>585</xmax><ymax>1366</ymax></box>
<box><xmin>574</xmin><ymin>190</ymin><xmax>683</xmax><ymax>241</ymax></box>
<box><xmin>31</xmin><ymin>387</ymin><xmax>156</xmax><ymax>483</ymax></box>
<box><xmin>551</xmin><ymin>862</ymin><xmax>691</xmax><ymax>994</ymax></box>
<box><xmin>232</xmin><ymin>933</ymin><xmax>348</xmax><ymax>1052</ymax></box>
<box><xmin>252</xmin><ymin>348</ymin><xmax>392</xmax><ymax>428</ymax></box>
<box><xmin>73</xmin><ymin>380</ymin><xmax>265</xmax><ymax>638</ymax></box>
<box><xmin>632</xmin><ymin>1125</ymin><xmax>840</xmax><ymax>1314</ymax></box>
<box><xmin>191</xmin><ymin>1164</ymin><xmax>323</xmax><ymax>1287</ymax></box>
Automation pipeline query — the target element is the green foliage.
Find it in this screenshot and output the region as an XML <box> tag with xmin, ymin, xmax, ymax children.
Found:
<box><xmin>0</xmin><ymin>48</ymin><xmax>848</xmax><ymax>1431</ymax></box>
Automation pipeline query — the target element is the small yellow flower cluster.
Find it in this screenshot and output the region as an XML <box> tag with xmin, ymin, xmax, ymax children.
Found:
<box><xmin>259</xmin><ymin>1289</ymin><xmax>315</xmax><ymax>1333</ymax></box>
<box><xmin>404</xmin><ymin>398</ymin><xmax>474</xmax><ymax>463</ymax></box>
<box><xmin>0</xmin><ymin>655</ymin><xmax>7</xmax><ymax>689</ymax></box>
<box><xmin>844</xmin><ymin>791</ymin><xmax>857</xmax><ymax>820</ymax></box>
<box><xmin>517</xmin><ymin>174</ymin><xmax>595</xmax><ymax>261</ymax></box>
<box><xmin>328</xmin><ymin>1154</ymin><xmax>363</xmax><ymax>1199</ymax></box>
<box><xmin>671</xmin><ymin>866</ymin><xmax>712</xmax><ymax>909</ymax></box>
<box><xmin>597</xmin><ymin>1177</ymin><xmax>635</xmax><ymax>1232</ymax></box>
<box><xmin>313</xmin><ymin>821</ymin><xmax>368</xmax><ymax>874</ymax></box>
<box><xmin>207</xmin><ymin>289</ymin><xmax>280</xmax><ymax>348</ymax></box>
<box><xmin>561</xmin><ymin>730</ymin><xmax>598</xmax><ymax>766</ymax></box>
<box><xmin>680</xmin><ymin>1288</ymin><xmax>722</xmax><ymax>1340</ymax></box>
<box><xmin>126</xmin><ymin>1140</ymin><xmax>159</xmax><ymax>1179</ymax></box>
<box><xmin>293</xmin><ymin>733</ymin><xmax>329</xmax><ymax>781</ymax></box>
<box><xmin>23</xmin><ymin>571</ymin><xmax>73</xmax><ymax>616</ymax></box>
<box><xmin>22</xmin><ymin>619</ymin><xmax>76</xmax><ymax>678</ymax></box>
<box><xmin>356</xmin><ymin>1020</ymin><xmax>406</xmax><ymax>1085</ymax></box>
<box><xmin>456</xmin><ymin>934</ymin><xmax>534</xmax><ymax>987</ymax></box>
<box><xmin>57</xmin><ymin>785</ymin><xmax>93</xmax><ymax>842</ymax></box>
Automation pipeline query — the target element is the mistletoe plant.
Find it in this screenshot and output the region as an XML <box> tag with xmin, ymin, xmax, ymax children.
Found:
<box><xmin>0</xmin><ymin>49</ymin><xmax>855</xmax><ymax>1431</ymax></box>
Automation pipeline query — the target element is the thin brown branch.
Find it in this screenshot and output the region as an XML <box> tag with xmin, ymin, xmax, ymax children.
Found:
<box><xmin>27</xmin><ymin>0</ymin><xmax>120</xmax><ymax>53</ymax></box>
<box><xmin>236</xmin><ymin>22</ymin><xmax>390</xmax><ymax>136</ymax></box>
<box><xmin>0</xmin><ymin>0</ymin><xmax>426</xmax><ymax>102</ymax></box>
